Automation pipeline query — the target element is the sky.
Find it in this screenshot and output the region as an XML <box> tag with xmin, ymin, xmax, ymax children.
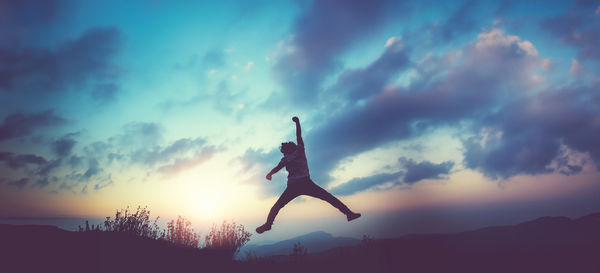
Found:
<box><xmin>1</xmin><ymin>0</ymin><xmax>600</xmax><ymax>244</ymax></box>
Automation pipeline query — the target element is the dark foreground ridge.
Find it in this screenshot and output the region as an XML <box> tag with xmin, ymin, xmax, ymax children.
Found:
<box><xmin>2</xmin><ymin>212</ymin><xmax>600</xmax><ymax>273</ymax></box>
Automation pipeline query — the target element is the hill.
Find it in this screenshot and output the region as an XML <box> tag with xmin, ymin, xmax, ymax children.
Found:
<box><xmin>0</xmin><ymin>224</ymin><xmax>231</xmax><ymax>273</ymax></box>
<box><xmin>2</xmin><ymin>212</ymin><xmax>600</xmax><ymax>273</ymax></box>
<box><xmin>303</xmin><ymin>212</ymin><xmax>600</xmax><ymax>272</ymax></box>
<box><xmin>240</xmin><ymin>230</ymin><xmax>360</xmax><ymax>258</ymax></box>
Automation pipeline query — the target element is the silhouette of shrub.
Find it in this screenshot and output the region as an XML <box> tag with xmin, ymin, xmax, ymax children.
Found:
<box><xmin>160</xmin><ymin>215</ymin><xmax>200</xmax><ymax>248</ymax></box>
<box><xmin>361</xmin><ymin>234</ymin><xmax>375</xmax><ymax>247</ymax></box>
<box><xmin>204</xmin><ymin>220</ymin><xmax>251</xmax><ymax>259</ymax></box>
<box><xmin>78</xmin><ymin>220</ymin><xmax>101</xmax><ymax>232</ymax></box>
<box><xmin>290</xmin><ymin>242</ymin><xmax>308</xmax><ymax>260</ymax></box>
<box><xmin>243</xmin><ymin>250</ymin><xmax>259</xmax><ymax>262</ymax></box>
<box><xmin>103</xmin><ymin>206</ymin><xmax>161</xmax><ymax>239</ymax></box>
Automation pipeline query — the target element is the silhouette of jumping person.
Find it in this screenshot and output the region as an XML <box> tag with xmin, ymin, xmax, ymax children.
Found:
<box><xmin>256</xmin><ymin>116</ymin><xmax>361</xmax><ymax>234</ymax></box>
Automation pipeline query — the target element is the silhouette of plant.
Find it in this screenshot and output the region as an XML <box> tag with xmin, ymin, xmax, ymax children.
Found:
<box><xmin>103</xmin><ymin>206</ymin><xmax>161</xmax><ymax>239</ymax></box>
<box><xmin>204</xmin><ymin>220</ymin><xmax>251</xmax><ymax>259</ymax></box>
<box><xmin>160</xmin><ymin>216</ymin><xmax>200</xmax><ymax>248</ymax></box>
<box><xmin>243</xmin><ymin>250</ymin><xmax>259</xmax><ymax>262</ymax></box>
<box><xmin>78</xmin><ymin>220</ymin><xmax>101</xmax><ymax>232</ymax></box>
<box><xmin>361</xmin><ymin>234</ymin><xmax>375</xmax><ymax>247</ymax></box>
<box><xmin>290</xmin><ymin>242</ymin><xmax>308</xmax><ymax>261</ymax></box>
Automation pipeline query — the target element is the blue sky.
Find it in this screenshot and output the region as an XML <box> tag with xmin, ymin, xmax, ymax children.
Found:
<box><xmin>1</xmin><ymin>0</ymin><xmax>600</xmax><ymax>243</ymax></box>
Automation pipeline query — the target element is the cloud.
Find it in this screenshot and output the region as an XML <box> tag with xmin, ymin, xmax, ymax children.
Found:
<box><xmin>330</xmin><ymin>171</ymin><xmax>404</xmax><ymax>196</ymax></box>
<box><xmin>0</xmin><ymin>152</ymin><xmax>47</xmax><ymax>169</ymax></box>
<box><xmin>305</xmin><ymin>28</ymin><xmax>540</xmax><ymax>184</ymax></box>
<box><xmin>37</xmin><ymin>159</ymin><xmax>61</xmax><ymax>176</ymax></box>
<box><xmin>129</xmin><ymin>136</ymin><xmax>220</xmax><ymax>176</ymax></box>
<box><xmin>330</xmin><ymin>37</ymin><xmax>409</xmax><ymax>101</ymax></box>
<box><xmin>0</xmin><ymin>0</ymin><xmax>59</xmax><ymax>47</ymax></box>
<box><xmin>541</xmin><ymin>1</ymin><xmax>600</xmax><ymax>60</ymax></box>
<box><xmin>52</xmin><ymin>134</ymin><xmax>77</xmax><ymax>157</ymax></box>
<box><xmin>463</xmin><ymin>84</ymin><xmax>600</xmax><ymax>179</ymax></box>
<box><xmin>236</xmin><ymin>148</ymin><xmax>286</xmax><ymax>196</ymax></box>
<box><xmin>570</xmin><ymin>58</ymin><xmax>583</xmax><ymax>76</ymax></box>
<box><xmin>0</xmin><ymin>176</ymin><xmax>30</xmax><ymax>189</ymax></box>
<box><xmin>0</xmin><ymin>150</ymin><xmax>63</xmax><ymax>189</ymax></box>
<box><xmin>110</xmin><ymin>122</ymin><xmax>163</xmax><ymax>148</ymax></box>
<box><xmin>7</xmin><ymin>178</ymin><xmax>30</xmax><ymax>189</ymax></box>
<box><xmin>0</xmin><ymin>110</ymin><xmax>65</xmax><ymax>141</ymax></box>
<box><xmin>1</xmin><ymin>119</ymin><xmax>219</xmax><ymax>191</ymax></box>
<box><xmin>83</xmin><ymin>158</ymin><xmax>101</xmax><ymax>180</ymax></box>
<box><xmin>271</xmin><ymin>0</ymin><xmax>404</xmax><ymax>105</ymax></box>
<box><xmin>399</xmin><ymin>157</ymin><xmax>454</xmax><ymax>183</ymax></box>
<box><xmin>157</xmin><ymin>147</ymin><xmax>219</xmax><ymax>176</ymax></box>
<box><xmin>0</xmin><ymin>26</ymin><xmax>122</xmax><ymax>99</ymax></box>
<box><xmin>540</xmin><ymin>58</ymin><xmax>551</xmax><ymax>71</ymax></box>
<box><xmin>244</xmin><ymin>61</ymin><xmax>254</xmax><ymax>71</ymax></box>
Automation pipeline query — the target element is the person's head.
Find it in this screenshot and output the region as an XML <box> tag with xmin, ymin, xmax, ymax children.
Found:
<box><xmin>280</xmin><ymin>141</ymin><xmax>297</xmax><ymax>155</ymax></box>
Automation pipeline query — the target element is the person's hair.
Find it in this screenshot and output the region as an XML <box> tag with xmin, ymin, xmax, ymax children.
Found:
<box><xmin>280</xmin><ymin>142</ymin><xmax>297</xmax><ymax>155</ymax></box>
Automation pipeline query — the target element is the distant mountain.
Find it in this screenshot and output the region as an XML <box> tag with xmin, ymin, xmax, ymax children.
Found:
<box><xmin>308</xmin><ymin>212</ymin><xmax>600</xmax><ymax>272</ymax></box>
<box><xmin>240</xmin><ymin>230</ymin><xmax>360</xmax><ymax>258</ymax></box>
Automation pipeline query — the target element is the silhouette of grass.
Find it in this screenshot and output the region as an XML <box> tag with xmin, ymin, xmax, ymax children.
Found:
<box><xmin>79</xmin><ymin>205</ymin><xmax>249</xmax><ymax>255</ymax></box>
<box><xmin>204</xmin><ymin>220</ymin><xmax>251</xmax><ymax>259</ymax></box>
<box><xmin>161</xmin><ymin>216</ymin><xmax>201</xmax><ymax>248</ymax></box>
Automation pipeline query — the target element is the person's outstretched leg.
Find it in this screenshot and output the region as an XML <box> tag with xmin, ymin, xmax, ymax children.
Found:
<box><xmin>304</xmin><ymin>179</ymin><xmax>361</xmax><ymax>221</ymax></box>
<box><xmin>257</xmin><ymin>186</ymin><xmax>299</xmax><ymax>233</ymax></box>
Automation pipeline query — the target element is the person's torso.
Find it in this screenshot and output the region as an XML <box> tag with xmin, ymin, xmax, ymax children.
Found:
<box><xmin>283</xmin><ymin>147</ymin><xmax>310</xmax><ymax>180</ymax></box>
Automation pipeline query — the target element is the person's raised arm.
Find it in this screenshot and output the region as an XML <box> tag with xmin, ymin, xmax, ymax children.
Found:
<box><xmin>266</xmin><ymin>161</ymin><xmax>284</xmax><ymax>181</ymax></box>
<box><xmin>292</xmin><ymin>116</ymin><xmax>304</xmax><ymax>147</ymax></box>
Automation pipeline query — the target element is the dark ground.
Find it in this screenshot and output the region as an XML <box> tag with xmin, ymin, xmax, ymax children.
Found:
<box><xmin>2</xmin><ymin>212</ymin><xmax>600</xmax><ymax>273</ymax></box>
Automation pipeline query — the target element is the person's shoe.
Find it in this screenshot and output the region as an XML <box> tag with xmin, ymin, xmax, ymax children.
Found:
<box><xmin>256</xmin><ymin>223</ymin><xmax>272</xmax><ymax>234</ymax></box>
<box><xmin>347</xmin><ymin>212</ymin><xmax>361</xmax><ymax>222</ymax></box>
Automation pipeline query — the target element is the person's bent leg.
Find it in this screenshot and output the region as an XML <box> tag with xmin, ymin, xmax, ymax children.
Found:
<box><xmin>304</xmin><ymin>180</ymin><xmax>354</xmax><ymax>216</ymax></box>
<box><xmin>266</xmin><ymin>188</ymin><xmax>298</xmax><ymax>225</ymax></box>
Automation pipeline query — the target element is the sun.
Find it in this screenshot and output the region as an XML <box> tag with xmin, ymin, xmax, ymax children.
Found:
<box><xmin>197</xmin><ymin>194</ymin><xmax>220</xmax><ymax>216</ymax></box>
<box><xmin>180</xmin><ymin>178</ymin><xmax>227</xmax><ymax>220</ymax></box>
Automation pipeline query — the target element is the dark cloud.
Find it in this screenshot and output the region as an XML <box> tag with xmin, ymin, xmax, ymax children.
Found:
<box><xmin>7</xmin><ymin>178</ymin><xmax>30</xmax><ymax>189</ymax></box>
<box><xmin>331</xmin><ymin>39</ymin><xmax>409</xmax><ymax>101</ymax></box>
<box><xmin>35</xmin><ymin>176</ymin><xmax>52</xmax><ymax>188</ymax></box>
<box><xmin>83</xmin><ymin>158</ymin><xmax>101</xmax><ymax>180</ymax></box>
<box><xmin>463</xmin><ymin>84</ymin><xmax>600</xmax><ymax>179</ymax></box>
<box><xmin>0</xmin><ymin>151</ymin><xmax>47</xmax><ymax>169</ymax></box>
<box><xmin>541</xmin><ymin>1</ymin><xmax>600</xmax><ymax>60</ymax></box>
<box><xmin>52</xmin><ymin>136</ymin><xmax>77</xmax><ymax>157</ymax></box>
<box><xmin>0</xmin><ymin>0</ymin><xmax>59</xmax><ymax>47</ymax></box>
<box><xmin>0</xmin><ymin>27</ymin><xmax>122</xmax><ymax>96</ymax></box>
<box><xmin>94</xmin><ymin>180</ymin><xmax>113</xmax><ymax>191</ymax></box>
<box><xmin>303</xmin><ymin>28</ymin><xmax>558</xmax><ymax>184</ymax></box>
<box><xmin>37</xmin><ymin>159</ymin><xmax>60</xmax><ymax>176</ymax></box>
<box><xmin>0</xmin><ymin>110</ymin><xmax>65</xmax><ymax>141</ymax></box>
<box><xmin>272</xmin><ymin>0</ymin><xmax>405</xmax><ymax>105</ymax></box>
<box><xmin>330</xmin><ymin>171</ymin><xmax>404</xmax><ymax>196</ymax></box>
<box><xmin>406</xmin><ymin>0</ymin><xmax>480</xmax><ymax>47</ymax></box>
<box><xmin>399</xmin><ymin>157</ymin><xmax>454</xmax><ymax>183</ymax></box>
